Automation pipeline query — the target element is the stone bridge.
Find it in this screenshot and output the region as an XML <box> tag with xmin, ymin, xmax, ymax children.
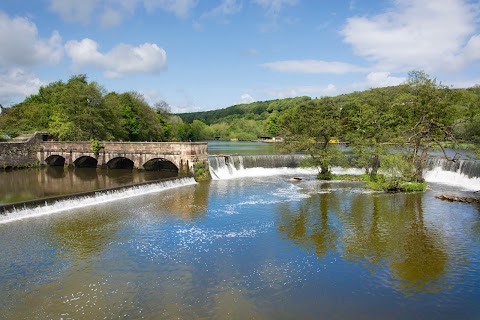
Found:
<box><xmin>1</xmin><ymin>133</ymin><xmax>208</xmax><ymax>173</ymax></box>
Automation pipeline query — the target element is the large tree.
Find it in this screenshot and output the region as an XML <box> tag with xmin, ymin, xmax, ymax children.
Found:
<box><xmin>398</xmin><ymin>71</ymin><xmax>459</xmax><ymax>182</ymax></box>
<box><xmin>281</xmin><ymin>98</ymin><xmax>341</xmax><ymax>178</ymax></box>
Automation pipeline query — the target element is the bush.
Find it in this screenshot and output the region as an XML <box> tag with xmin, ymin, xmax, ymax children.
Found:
<box><xmin>193</xmin><ymin>161</ymin><xmax>211</xmax><ymax>182</ymax></box>
<box><xmin>317</xmin><ymin>171</ymin><xmax>334</xmax><ymax>180</ymax></box>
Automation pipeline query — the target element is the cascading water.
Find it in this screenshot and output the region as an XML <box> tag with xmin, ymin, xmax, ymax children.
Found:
<box><xmin>209</xmin><ymin>154</ymin><xmax>480</xmax><ymax>190</ymax></box>
<box><xmin>208</xmin><ymin>154</ymin><xmax>364</xmax><ymax>180</ymax></box>
<box><xmin>424</xmin><ymin>158</ymin><xmax>480</xmax><ymax>190</ymax></box>
<box><xmin>0</xmin><ymin>177</ymin><xmax>197</xmax><ymax>224</ymax></box>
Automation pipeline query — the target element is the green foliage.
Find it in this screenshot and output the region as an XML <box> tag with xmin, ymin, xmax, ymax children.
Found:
<box><xmin>177</xmin><ymin>96</ymin><xmax>311</xmax><ymax>125</ymax></box>
<box><xmin>0</xmin><ymin>75</ymin><xmax>174</xmax><ymax>142</ymax></box>
<box><xmin>364</xmin><ymin>178</ymin><xmax>427</xmax><ymax>192</ymax></box>
<box><xmin>193</xmin><ymin>161</ymin><xmax>211</xmax><ymax>182</ymax></box>
<box><xmin>398</xmin><ymin>71</ymin><xmax>459</xmax><ymax>182</ymax></box>
<box><xmin>281</xmin><ymin>98</ymin><xmax>342</xmax><ymax>175</ymax></box>
<box><xmin>90</xmin><ymin>139</ymin><xmax>104</xmax><ymax>157</ymax></box>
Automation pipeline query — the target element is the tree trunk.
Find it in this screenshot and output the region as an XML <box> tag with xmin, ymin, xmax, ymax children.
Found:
<box><xmin>415</xmin><ymin>134</ymin><xmax>430</xmax><ymax>182</ymax></box>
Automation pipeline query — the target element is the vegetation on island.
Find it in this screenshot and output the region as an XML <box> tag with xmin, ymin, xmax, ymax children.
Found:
<box><xmin>0</xmin><ymin>71</ymin><xmax>479</xmax><ymax>191</ymax></box>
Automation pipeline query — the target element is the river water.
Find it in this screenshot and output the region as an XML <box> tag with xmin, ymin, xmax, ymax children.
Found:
<box><xmin>0</xmin><ymin>142</ymin><xmax>479</xmax><ymax>319</ymax></box>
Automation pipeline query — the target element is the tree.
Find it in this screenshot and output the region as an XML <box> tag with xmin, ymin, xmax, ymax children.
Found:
<box><xmin>398</xmin><ymin>71</ymin><xmax>459</xmax><ymax>182</ymax></box>
<box><xmin>342</xmin><ymin>88</ymin><xmax>400</xmax><ymax>178</ymax></box>
<box><xmin>280</xmin><ymin>98</ymin><xmax>341</xmax><ymax>179</ymax></box>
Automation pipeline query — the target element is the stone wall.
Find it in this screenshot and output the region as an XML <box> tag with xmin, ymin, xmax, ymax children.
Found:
<box><xmin>0</xmin><ymin>133</ymin><xmax>48</xmax><ymax>168</ymax></box>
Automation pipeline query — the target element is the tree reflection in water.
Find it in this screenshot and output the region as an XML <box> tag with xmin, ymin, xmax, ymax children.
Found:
<box><xmin>277</xmin><ymin>182</ymin><xmax>454</xmax><ymax>295</ymax></box>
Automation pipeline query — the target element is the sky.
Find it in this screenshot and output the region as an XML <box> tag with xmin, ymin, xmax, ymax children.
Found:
<box><xmin>0</xmin><ymin>0</ymin><xmax>479</xmax><ymax>113</ymax></box>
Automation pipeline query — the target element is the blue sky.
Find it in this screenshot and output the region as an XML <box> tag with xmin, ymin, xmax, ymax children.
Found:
<box><xmin>0</xmin><ymin>0</ymin><xmax>479</xmax><ymax>113</ymax></box>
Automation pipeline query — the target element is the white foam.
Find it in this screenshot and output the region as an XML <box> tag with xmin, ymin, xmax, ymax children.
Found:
<box><xmin>0</xmin><ymin>178</ymin><xmax>197</xmax><ymax>224</ymax></box>
<box><xmin>210</xmin><ymin>166</ymin><xmax>318</xmax><ymax>180</ymax></box>
<box><xmin>424</xmin><ymin>167</ymin><xmax>480</xmax><ymax>191</ymax></box>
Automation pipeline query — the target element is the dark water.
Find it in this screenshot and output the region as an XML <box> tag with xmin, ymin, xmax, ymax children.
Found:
<box><xmin>0</xmin><ymin>142</ymin><xmax>479</xmax><ymax>319</ymax></box>
<box><xmin>0</xmin><ymin>167</ymin><xmax>176</xmax><ymax>204</ymax></box>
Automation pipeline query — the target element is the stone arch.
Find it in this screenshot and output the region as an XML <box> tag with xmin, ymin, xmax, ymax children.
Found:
<box><xmin>74</xmin><ymin>156</ymin><xmax>98</xmax><ymax>168</ymax></box>
<box><xmin>107</xmin><ymin>157</ymin><xmax>134</xmax><ymax>169</ymax></box>
<box><xmin>45</xmin><ymin>154</ymin><xmax>66</xmax><ymax>166</ymax></box>
<box><xmin>143</xmin><ymin>158</ymin><xmax>179</xmax><ymax>173</ymax></box>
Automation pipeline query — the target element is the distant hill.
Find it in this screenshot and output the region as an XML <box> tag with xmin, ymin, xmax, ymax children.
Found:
<box><xmin>177</xmin><ymin>96</ymin><xmax>312</xmax><ymax>124</ymax></box>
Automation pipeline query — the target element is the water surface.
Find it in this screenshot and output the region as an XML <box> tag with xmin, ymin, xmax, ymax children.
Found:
<box><xmin>0</xmin><ymin>174</ymin><xmax>479</xmax><ymax>319</ymax></box>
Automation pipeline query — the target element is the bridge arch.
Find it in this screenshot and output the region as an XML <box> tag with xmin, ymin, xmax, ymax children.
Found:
<box><xmin>45</xmin><ymin>154</ymin><xmax>66</xmax><ymax>166</ymax></box>
<box><xmin>143</xmin><ymin>158</ymin><xmax>179</xmax><ymax>173</ymax></box>
<box><xmin>107</xmin><ymin>157</ymin><xmax>134</xmax><ymax>169</ymax></box>
<box><xmin>74</xmin><ymin>156</ymin><xmax>98</xmax><ymax>168</ymax></box>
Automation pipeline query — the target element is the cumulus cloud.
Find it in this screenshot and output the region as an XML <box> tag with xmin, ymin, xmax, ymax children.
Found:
<box><xmin>240</xmin><ymin>93</ymin><xmax>255</xmax><ymax>104</ymax></box>
<box><xmin>49</xmin><ymin>0</ymin><xmax>198</xmax><ymax>26</ymax></box>
<box><xmin>0</xmin><ymin>12</ymin><xmax>63</xmax><ymax>67</ymax></box>
<box><xmin>261</xmin><ymin>59</ymin><xmax>366</xmax><ymax>74</ymax></box>
<box><xmin>341</xmin><ymin>0</ymin><xmax>480</xmax><ymax>72</ymax></box>
<box><xmin>364</xmin><ymin>72</ymin><xmax>405</xmax><ymax>88</ymax></box>
<box><xmin>0</xmin><ymin>69</ymin><xmax>43</xmax><ymax>105</ymax></box>
<box><xmin>65</xmin><ymin>39</ymin><xmax>167</xmax><ymax>78</ymax></box>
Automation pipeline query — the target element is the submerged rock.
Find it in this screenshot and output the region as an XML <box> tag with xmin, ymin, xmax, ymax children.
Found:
<box><xmin>435</xmin><ymin>194</ymin><xmax>480</xmax><ymax>203</ymax></box>
<box><xmin>290</xmin><ymin>177</ymin><xmax>303</xmax><ymax>182</ymax></box>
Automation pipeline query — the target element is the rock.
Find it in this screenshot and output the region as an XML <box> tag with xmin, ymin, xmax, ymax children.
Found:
<box><xmin>435</xmin><ymin>194</ymin><xmax>480</xmax><ymax>203</ymax></box>
<box><xmin>290</xmin><ymin>177</ymin><xmax>303</xmax><ymax>182</ymax></box>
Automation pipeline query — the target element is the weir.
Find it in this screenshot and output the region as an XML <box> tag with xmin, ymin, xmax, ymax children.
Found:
<box><xmin>209</xmin><ymin>154</ymin><xmax>480</xmax><ymax>189</ymax></box>
<box><xmin>0</xmin><ymin>177</ymin><xmax>197</xmax><ymax>224</ymax></box>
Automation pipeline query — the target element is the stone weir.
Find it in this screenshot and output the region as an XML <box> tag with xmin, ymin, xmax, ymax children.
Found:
<box><xmin>0</xmin><ymin>133</ymin><xmax>208</xmax><ymax>173</ymax></box>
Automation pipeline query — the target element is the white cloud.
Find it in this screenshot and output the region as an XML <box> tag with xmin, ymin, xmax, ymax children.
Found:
<box><xmin>100</xmin><ymin>8</ymin><xmax>124</xmax><ymax>28</ymax></box>
<box><xmin>240</xmin><ymin>93</ymin><xmax>255</xmax><ymax>104</ymax></box>
<box><xmin>257</xmin><ymin>72</ymin><xmax>406</xmax><ymax>100</ymax></box>
<box><xmin>65</xmin><ymin>38</ymin><xmax>167</xmax><ymax>78</ymax></box>
<box><xmin>49</xmin><ymin>0</ymin><xmax>99</xmax><ymax>24</ymax></box>
<box><xmin>253</xmin><ymin>0</ymin><xmax>299</xmax><ymax>30</ymax></box>
<box><xmin>254</xmin><ymin>0</ymin><xmax>298</xmax><ymax>17</ymax></box>
<box><xmin>341</xmin><ymin>0</ymin><xmax>480</xmax><ymax>72</ymax></box>
<box><xmin>0</xmin><ymin>12</ymin><xmax>63</xmax><ymax>67</ymax></box>
<box><xmin>259</xmin><ymin>84</ymin><xmax>338</xmax><ymax>99</ymax></box>
<box><xmin>364</xmin><ymin>71</ymin><xmax>405</xmax><ymax>88</ymax></box>
<box><xmin>142</xmin><ymin>0</ymin><xmax>198</xmax><ymax>18</ymax></box>
<box><xmin>261</xmin><ymin>59</ymin><xmax>366</xmax><ymax>74</ymax></box>
<box><xmin>0</xmin><ymin>69</ymin><xmax>43</xmax><ymax>105</ymax></box>
<box><xmin>49</xmin><ymin>0</ymin><xmax>198</xmax><ymax>26</ymax></box>
<box><xmin>203</xmin><ymin>0</ymin><xmax>242</xmax><ymax>19</ymax></box>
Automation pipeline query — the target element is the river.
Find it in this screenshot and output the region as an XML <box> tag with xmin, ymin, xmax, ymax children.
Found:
<box><xmin>0</xmin><ymin>141</ymin><xmax>479</xmax><ymax>319</ymax></box>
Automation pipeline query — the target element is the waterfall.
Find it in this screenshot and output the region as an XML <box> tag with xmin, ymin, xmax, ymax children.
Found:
<box><xmin>208</xmin><ymin>155</ymin><xmax>364</xmax><ymax>180</ymax></box>
<box><xmin>209</xmin><ymin>154</ymin><xmax>480</xmax><ymax>190</ymax></box>
<box><xmin>424</xmin><ymin>158</ymin><xmax>480</xmax><ymax>190</ymax></box>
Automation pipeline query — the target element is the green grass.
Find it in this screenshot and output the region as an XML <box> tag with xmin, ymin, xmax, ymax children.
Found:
<box><xmin>328</xmin><ymin>173</ymin><xmax>427</xmax><ymax>192</ymax></box>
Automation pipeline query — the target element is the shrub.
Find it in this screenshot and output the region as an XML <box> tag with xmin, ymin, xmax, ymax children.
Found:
<box><xmin>193</xmin><ymin>161</ymin><xmax>211</xmax><ymax>182</ymax></box>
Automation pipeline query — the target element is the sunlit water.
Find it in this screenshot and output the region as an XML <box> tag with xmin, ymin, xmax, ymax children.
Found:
<box><xmin>0</xmin><ymin>142</ymin><xmax>479</xmax><ymax>319</ymax></box>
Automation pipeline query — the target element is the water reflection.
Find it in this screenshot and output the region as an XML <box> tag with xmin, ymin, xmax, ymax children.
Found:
<box><xmin>0</xmin><ymin>167</ymin><xmax>177</xmax><ymax>204</ymax></box>
<box><xmin>49</xmin><ymin>207</ymin><xmax>122</xmax><ymax>262</ymax></box>
<box><xmin>277</xmin><ymin>187</ymin><xmax>339</xmax><ymax>257</ymax></box>
<box><xmin>277</xmin><ymin>185</ymin><xmax>453</xmax><ymax>295</ymax></box>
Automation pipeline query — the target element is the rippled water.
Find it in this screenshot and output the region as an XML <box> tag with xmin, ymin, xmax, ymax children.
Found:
<box><xmin>0</xmin><ymin>173</ymin><xmax>479</xmax><ymax>319</ymax></box>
